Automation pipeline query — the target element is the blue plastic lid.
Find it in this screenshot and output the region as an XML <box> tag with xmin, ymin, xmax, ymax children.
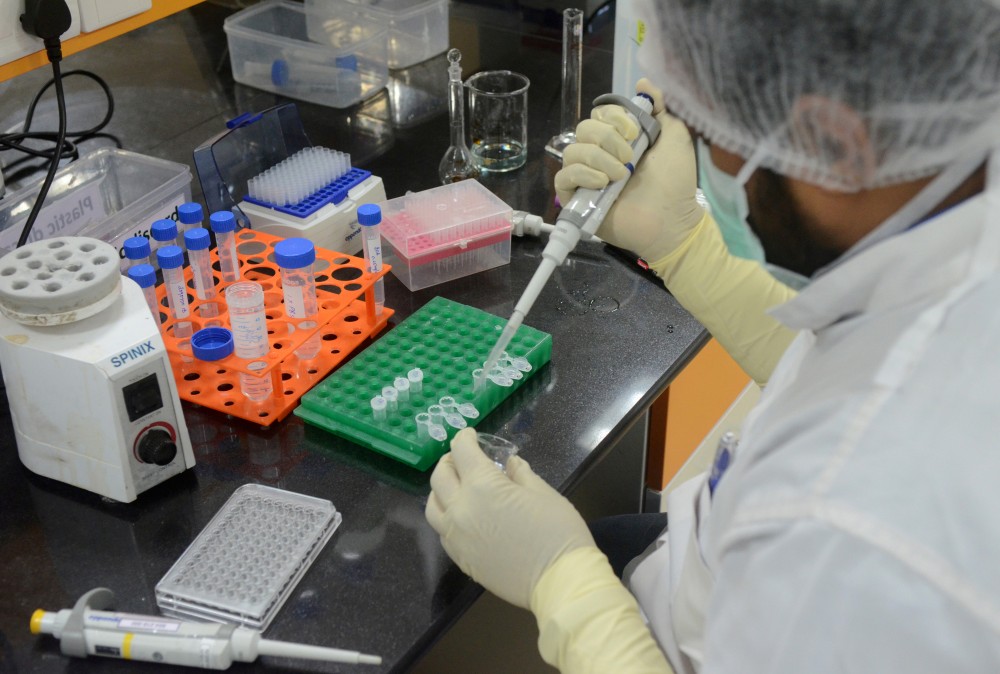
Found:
<box><xmin>157</xmin><ymin>245</ymin><xmax>185</xmax><ymax>269</ymax></box>
<box><xmin>123</xmin><ymin>236</ymin><xmax>151</xmax><ymax>259</ymax></box>
<box><xmin>151</xmin><ymin>219</ymin><xmax>178</xmax><ymax>241</ymax></box>
<box><xmin>184</xmin><ymin>227</ymin><xmax>211</xmax><ymax>251</ymax></box>
<box><xmin>273</xmin><ymin>237</ymin><xmax>316</xmax><ymax>268</ymax></box>
<box><xmin>271</xmin><ymin>59</ymin><xmax>289</xmax><ymax>86</ymax></box>
<box><xmin>357</xmin><ymin>203</ymin><xmax>382</xmax><ymax>226</ymax></box>
<box><xmin>177</xmin><ymin>202</ymin><xmax>204</xmax><ymax>225</ymax></box>
<box><xmin>127</xmin><ymin>263</ymin><xmax>157</xmax><ymax>288</ymax></box>
<box><xmin>210</xmin><ymin>211</ymin><xmax>236</xmax><ymax>233</ymax></box>
<box><xmin>191</xmin><ymin>327</ymin><xmax>234</xmax><ymax>361</ymax></box>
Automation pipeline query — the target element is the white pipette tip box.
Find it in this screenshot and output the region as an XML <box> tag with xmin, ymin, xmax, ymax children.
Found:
<box><xmin>155</xmin><ymin>484</ymin><xmax>341</xmax><ymax>631</ymax></box>
<box><xmin>379</xmin><ymin>180</ymin><xmax>513</xmax><ymax>291</ymax></box>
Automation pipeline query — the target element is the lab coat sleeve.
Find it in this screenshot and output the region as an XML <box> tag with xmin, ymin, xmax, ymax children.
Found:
<box><xmin>645</xmin><ymin>212</ymin><xmax>798</xmax><ymax>387</ymax></box>
<box><xmin>701</xmin><ymin>516</ymin><xmax>994</xmax><ymax>674</ymax></box>
<box><xmin>531</xmin><ymin>546</ymin><xmax>676</xmax><ymax>674</ymax></box>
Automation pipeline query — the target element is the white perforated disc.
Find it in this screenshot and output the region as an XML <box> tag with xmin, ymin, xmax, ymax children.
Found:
<box><xmin>0</xmin><ymin>237</ymin><xmax>122</xmax><ymax>326</ymax></box>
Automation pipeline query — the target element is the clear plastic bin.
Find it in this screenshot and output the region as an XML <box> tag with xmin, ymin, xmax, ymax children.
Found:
<box><xmin>0</xmin><ymin>148</ymin><xmax>192</xmax><ymax>272</ymax></box>
<box><xmin>379</xmin><ymin>180</ymin><xmax>512</xmax><ymax>291</ymax></box>
<box><xmin>305</xmin><ymin>0</ymin><xmax>449</xmax><ymax>69</ymax></box>
<box><xmin>224</xmin><ymin>0</ymin><xmax>388</xmax><ymax>109</ymax></box>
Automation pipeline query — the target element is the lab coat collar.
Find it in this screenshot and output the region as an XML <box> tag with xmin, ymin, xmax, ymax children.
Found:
<box><xmin>771</xmin><ymin>193</ymin><xmax>988</xmax><ymax>332</ymax></box>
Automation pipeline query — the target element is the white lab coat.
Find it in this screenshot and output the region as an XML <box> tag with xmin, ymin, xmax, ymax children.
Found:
<box><xmin>630</xmin><ymin>188</ymin><xmax>1000</xmax><ymax>672</ymax></box>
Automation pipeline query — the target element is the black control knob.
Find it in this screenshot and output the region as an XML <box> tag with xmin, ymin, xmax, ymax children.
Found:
<box><xmin>137</xmin><ymin>429</ymin><xmax>177</xmax><ymax>466</ymax></box>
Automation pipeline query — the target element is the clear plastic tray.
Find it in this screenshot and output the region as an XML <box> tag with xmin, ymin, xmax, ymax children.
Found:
<box><xmin>155</xmin><ymin>484</ymin><xmax>341</xmax><ymax>631</ymax></box>
<box><xmin>379</xmin><ymin>181</ymin><xmax>513</xmax><ymax>291</ymax></box>
<box><xmin>305</xmin><ymin>0</ymin><xmax>449</xmax><ymax>69</ymax></box>
<box><xmin>224</xmin><ymin>0</ymin><xmax>388</xmax><ymax>109</ymax></box>
<box><xmin>0</xmin><ymin>148</ymin><xmax>191</xmax><ymax>271</ymax></box>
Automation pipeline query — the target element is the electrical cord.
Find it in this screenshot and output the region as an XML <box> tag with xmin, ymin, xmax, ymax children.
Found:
<box><xmin>13</xmin><ymin>58</ymin><xmax>68</xmax><ymax>247</ymax></box>
<box><xmin>0</xmin><ymin>69</ymin><xmax>119</xmax><ymax>163</ymax></box>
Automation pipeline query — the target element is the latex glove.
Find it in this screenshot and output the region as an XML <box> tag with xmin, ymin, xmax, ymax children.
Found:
<box><xmin>425</xmin><ymin>428</ymin><xmax>596</xmax><ymax>609</ymax></box>
<box><xmin>554</xmin><ymin>79</ymin><xmax>703</xmax><ymax>262</ymax></box>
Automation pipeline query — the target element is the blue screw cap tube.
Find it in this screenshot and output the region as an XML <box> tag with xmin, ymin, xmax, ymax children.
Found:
<box><xmin>184</xmin><ymin>227</ymin><xmax>220</xmax><ymax>320</ymax></box>
<box><xmin>151</xmin><ymin>219</ymin><xmax>179</xmax><ymax>250</ymax></box>
<box><xmin>157</xmin><ymin>244</ymin><xmax>192</xmax><ymax>342</ymax></box>
<box><xmin>126</xmin><ymin>263</ymin><xmax>159</xmax><ymax>322</ymax></box>
<box><xmin>177</xmin><ymin>202</ymin><xmax>204</xmax><ymax>239</ymax></box>
<box><xmin>358</xmin><ymin>203</ymin><xmax>384</xmax><ymax>316</ymax></box>
<box><xmin>123</xmin><ymin>236</ymin><xmax>151</xmax><ymax>268</ymax></box>
<box><xmin>274</xmin><ymin>237</ymin><xmax>320</xmax><ymax>359</ymax></box>
<box><xmin>210</xmin><ymin>211</ymin><xmax>240</xmax><ymax>282</ymax></box>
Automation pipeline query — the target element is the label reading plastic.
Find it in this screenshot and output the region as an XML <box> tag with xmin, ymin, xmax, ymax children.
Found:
<box><xmin>0</xmin><ymin>181</ymin><xmax>107</xmax><ymax>251</ymax></box>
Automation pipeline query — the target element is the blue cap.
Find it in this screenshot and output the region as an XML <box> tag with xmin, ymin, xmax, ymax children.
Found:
<box><xmin>123</xmin><ymin>236</ymin><xmax>151</xmax><ymax>260</ymax></box>
<box><xmin>271</xmin><ymin>59</ymin><xmax>290</xmax><ymax>86</ymax></box>
<box><xmin>274</xmin><ymin>237</ymin><xmax>316</xmax><ymax>269</ymax></box>
<box><xmin>357</xmin><ymin>203</ymin><xmax>382</xmax><ymax>226</ymax></box>
<box><xmin>151</xmin><ymin>219</ymin><xmax>178</xmax><ymax>242</ymax></box>
<box><xmin>191</xmin><ymin>327</ymin><xmax>234</xmax><ymax>361</ymax></box>
<box><xmin>157</xmin><ymin>245</ymin><xmax>185</xmax><ymax>269</ymax></box>
<box><xmin>127</xmin><ymin>263</ymin><xmax>157</xmax><ymax>289</ymax></box>
<box><xmin>177</xmin><ymin>202</ymin><xmax>204</xmax><ymax>225</ymax></box>
<box><xmin>210</xmin><ymin>211</ymin><xmax>236</xmax><ymax>233</ymax></box>
<box><xmin>184</xmin><ymin>227</ymin><xmax>211</xmax><ymax>251</ymax></box>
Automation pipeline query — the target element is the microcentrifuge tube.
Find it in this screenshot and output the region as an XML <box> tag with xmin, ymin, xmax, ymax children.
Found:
<box><xmin>157</xmin><ymin>245</ymin><xmax>192</xmax><ymax>342</ymax></box>
<box><xmin>382</xmin><ymin>386</ymin><xmax>399</xmax><ymax>414</ymax></box>
<box><xmin>456</xmin><ymin>402</ymin><xmax>480</xmax><ymax>419</ymax></box>
<box><xmin>393</xmin><ymin>377</ymin><xmax>410</xmax><ymax>403</ymax></box>
<box><xmin>210</xmin><ymin>211</ymin><xmax>241</xmax><ymax>282</ymax></box>
<box><xmin>415</xmin><ymin>412</ymin><xmax>431</xmax><ymax>441</ymax></box>
<box><xmin>428</xmin><ymin>423</ymin><xmax>448</xmax><ymax>442</ymax></box>
<box><xmin>438</xmin><ymin>396</ymin><xmax>457</xmax><ymax>414</ymax></box>
<box><xmin>427</xmin><ymin>404</ymin><xmax>445</xmax><ymax>427</ymax></box>
<box><xmin>511</xmin><ymin>356</ymin><xmax>532</xmax><ymax>372</ymax></box>
<box><xmin>444</xmin><ymin>413</ymin><xmax>467</xmax><ymax>430</ymax></box>
<box><xmin>408</xmin><ymin>368</ymin><xmax>424</xmax><ymax>394</ymax></box>
<box><xmin>371</xmin><ymin>395</ymin><xmax>387</xmax><ymax>422</ymax></box>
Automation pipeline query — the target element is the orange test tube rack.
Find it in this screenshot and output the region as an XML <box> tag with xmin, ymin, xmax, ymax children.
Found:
<box><xmin>154</xmin><ymin>229</ymin><xmax>392</xmax><ymax>426</ymax></box>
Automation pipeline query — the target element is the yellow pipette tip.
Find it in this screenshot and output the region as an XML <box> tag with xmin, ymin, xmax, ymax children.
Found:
<box><xmin>30</xmin><ymin>609</ymin><xmax>46</xmax><ymax>635</ymax></box>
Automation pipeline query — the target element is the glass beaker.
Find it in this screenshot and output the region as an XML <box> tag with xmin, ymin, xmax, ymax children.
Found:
<box><xmin>466</xmin><ymin>71</ymin><xmax>530</xmax><ymax>173</ymax></box>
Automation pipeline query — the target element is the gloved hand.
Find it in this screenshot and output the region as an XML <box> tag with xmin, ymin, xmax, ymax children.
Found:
<box><xmin>425</xmin><ymin>428</ymin><xmax>596</xmax><ymax>609</ymax></box>
<box><xmin>554</xmin><ymin>78</ymin><xmax>704</xmax><ymax>263</ymax></box>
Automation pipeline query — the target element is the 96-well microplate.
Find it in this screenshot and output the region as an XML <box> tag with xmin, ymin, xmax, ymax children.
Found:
<box><xmin>155</xmin><ymin>484</ymin><xmax>341</xmax><ymax>631</ymax></box>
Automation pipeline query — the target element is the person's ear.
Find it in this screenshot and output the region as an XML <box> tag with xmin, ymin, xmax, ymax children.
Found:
<box><xmin>790</xmin><ymin>95</ymin><xmax>876</xmax><ymax>191</ymax></box>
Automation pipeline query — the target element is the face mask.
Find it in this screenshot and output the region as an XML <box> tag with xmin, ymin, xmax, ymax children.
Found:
<box><xmin>697</xmin><ymin>139</ymin><xmax>811</xmax><ymax>289</ymax></box>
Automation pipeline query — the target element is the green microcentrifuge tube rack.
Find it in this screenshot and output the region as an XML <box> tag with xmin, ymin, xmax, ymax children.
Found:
<box><xmin>295</xmin><ymin>296</ymin><xmax>551</xmax><ymax>470</ymax></box>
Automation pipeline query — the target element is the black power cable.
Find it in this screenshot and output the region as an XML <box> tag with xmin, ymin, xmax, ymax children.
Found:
<box><xmin>8</xmin><ymin>0</ymin><xmax>73</xmax><ymax>247</ymax></box>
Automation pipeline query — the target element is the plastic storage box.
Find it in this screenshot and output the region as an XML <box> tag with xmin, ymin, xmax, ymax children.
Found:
<box><xmin>379</xmin><ymin>180</ymin><xmax>513</xmax><ymax>291</ymax></box>
<box><xmin>0</xmin><ymin>148</ymin><xmax>191</xmax><ymax>270</ymax></box>
<box><xmin>306</xmin><ymin>0</ymin><xmax>448</xmax><ymax>70</ymax></box>
<box><xmin>224</xmin><ymin>0</ymin><xmax>388</xmax><ymax>109</ymax></box>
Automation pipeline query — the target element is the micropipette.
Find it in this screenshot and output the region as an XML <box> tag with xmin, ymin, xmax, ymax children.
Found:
<box><xmin>475</xmin><ymin>93</ymin><xmax>661</xmax><ymax>390</ymax></box>
<box><xmin>32</xmin><ymin>588</ymin><xmax>382</xmax><ymax>669</ymax></box>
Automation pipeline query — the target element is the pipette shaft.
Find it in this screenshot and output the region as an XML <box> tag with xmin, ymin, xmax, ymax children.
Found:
<box><xmin>476</xmin><ymin>93</ymin><xmax>660</xmax><ymax>390</ymax></box>
<box><xmin>31</xmin><ymin>589</ymin><xmax>381</xmax><ymax>669</ymax></box>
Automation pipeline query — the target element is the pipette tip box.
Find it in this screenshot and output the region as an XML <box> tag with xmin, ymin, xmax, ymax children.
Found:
<box><xmin>379</xmin><ymin>181</ymin><xmax>513</xmax><ymax>291</ymax></box>
<box><xmin>155</xmin><ymin>484</ymin><xmax>341</xmax><ymax>631</ymax></box>
<box><xmin>295</xmin><ymin>296</ymin><xmax>551</xmax><ymax>470</ymax></box>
